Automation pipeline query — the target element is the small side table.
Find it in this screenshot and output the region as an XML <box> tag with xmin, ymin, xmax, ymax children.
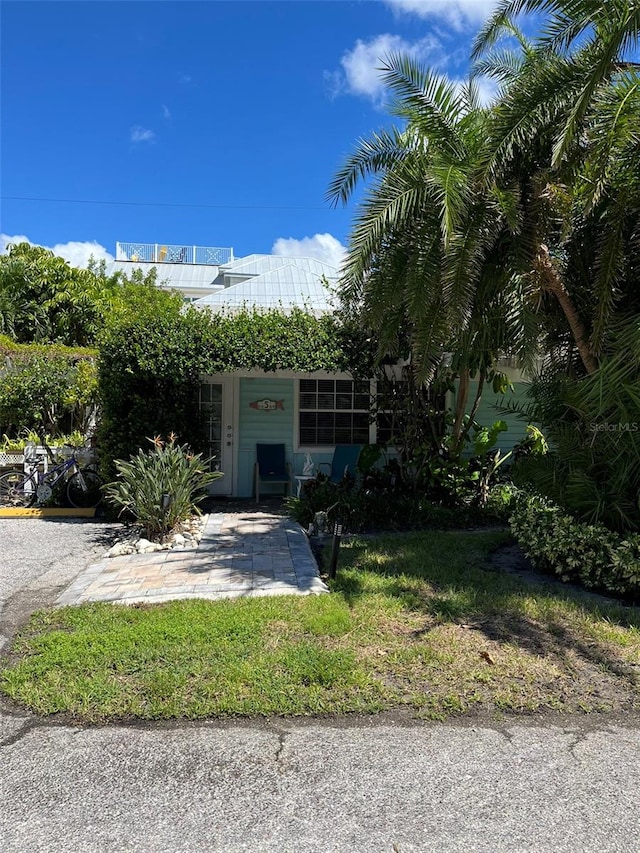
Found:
<box><xmin>294</xmin><ymin>475</ymin><xmax>314</xmax><ymax>497</ymax></box>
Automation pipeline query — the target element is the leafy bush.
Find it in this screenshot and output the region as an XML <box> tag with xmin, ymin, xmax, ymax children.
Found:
<box><xmin>0</xmin><ymin>430</ymin><xmax>86</xmax><ymax>452</ymax></box>
<box><xmin>0</xmin><ymin>243</ymin><xmax>169</xmax><ymax>347</ymax></box>
<box><xmin>509</xmin><ymin>493</ymin><xmax>640</xmax><ymax>597</ymax></box>
<box><xmin>0</xmin><ymin>355</ymin><xmax>98</xmax><ymax>437</ymax></box>
<box><xmin>105</xmin><ymin>435</ymin><xmax>222</xmax><ymax>540</ymax></box>
<box><xmin>509</xmin><ymin>354</ymin><xmax>640</xmax><ymax>533</ymax></box>
<box><xmin>285</xmin><ymin>473</ymin><xmax>511</xmax><ymax>534</ymax></box>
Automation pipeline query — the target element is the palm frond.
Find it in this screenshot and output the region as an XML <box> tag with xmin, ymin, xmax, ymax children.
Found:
<box><xmin>380</xmin><ymin>54</ymin><xmax>468</xmax><ymax>160</ymax></box>
<box><xmin>327</xmin><ymin>126</ymin><xmax>414</xmax><ymax>207</ymax></box>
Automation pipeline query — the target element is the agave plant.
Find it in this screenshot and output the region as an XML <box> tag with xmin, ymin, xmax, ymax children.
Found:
<box><xmin>105</xmin><ymin>434</ymin><xmax>222</xmax><ymax>540</ymax></box>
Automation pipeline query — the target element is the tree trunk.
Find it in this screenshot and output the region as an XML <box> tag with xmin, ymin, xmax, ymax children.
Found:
<box><xmin>452</xmin><ymin>368</ymin><xmax>470</xmax><ymax>454</ymax></box>
<box><xmin>535</xmin><ymin>244</ymin><xmax>598</xmax><ymax>374</ymax></box>
<box><xmin>464</xmin><ymin>369</ymin><xmax>486</xmax><ymax>441</ymax></box>
<box><xmin>453</xmin><ymin>368</ymin><xmax>486</xmax><ymax>454</ymax></box>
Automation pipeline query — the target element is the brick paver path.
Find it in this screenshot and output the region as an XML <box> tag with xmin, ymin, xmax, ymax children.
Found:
<box><xmin>56</xmin><ymin>513</ymin><xmax>328</xmax><ymax>606</ymax></box>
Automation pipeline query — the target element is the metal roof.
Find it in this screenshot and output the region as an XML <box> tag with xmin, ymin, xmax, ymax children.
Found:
<box><xmin>220</xmin><ymin>254</ymin><xmax>338</xmax><ymax>279</ymax></box>
<box><xmin>193</xmin><ymin>264</ymin><xmax>337</xmax><ymax>314</ymax></box>
<box><xmin>104</xmin><ymin>260</ymin><xmax>223</xmax><ymax>290</ymax></box>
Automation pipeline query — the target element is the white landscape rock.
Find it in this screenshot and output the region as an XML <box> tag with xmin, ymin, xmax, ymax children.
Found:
<box><xmin>106</xmin><ymin>515</ymin><xmax>208</xmax><ymax>558</ymax></box>
<box><xmin>136</xmin><ymin>539</ymin><xmax>164</xmax><ymax>553</ymax></box>
<box><xmin>106</xmin><ymin>541</ymin><xmax>137</xmax><ymax>558</ymax></box>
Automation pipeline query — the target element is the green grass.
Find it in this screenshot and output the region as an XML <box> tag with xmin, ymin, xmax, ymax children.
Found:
<box><xmin>2</xmin><ymin>530</ymin><xmax>639</xmax><ymax>722</ymax></box>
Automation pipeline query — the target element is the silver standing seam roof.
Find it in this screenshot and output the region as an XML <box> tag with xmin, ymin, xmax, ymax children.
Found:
<box><xmin>193</xmin><ymin>263</ymin><xmax>337</xmax><ymax>314</ymax></box>
<box><xmin>219</xmin><ymin>254</ymin><xmax>338</xmax><ymax>280</ymax></box>
<box><xmin>104</xmin><ymin>260</ymin><xmax>223</xmax><ymax>291</ymax></box>
<box><xmin>104</xmin><ymin>253</ymin><xmax>340</xmax><ymax>312</ymax></box>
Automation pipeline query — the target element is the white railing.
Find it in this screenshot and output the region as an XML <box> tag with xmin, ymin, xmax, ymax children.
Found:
<box><xmin>116</xmin><ymin>242</ymin><xmax>234</xmax><ymax>265</ymax></box>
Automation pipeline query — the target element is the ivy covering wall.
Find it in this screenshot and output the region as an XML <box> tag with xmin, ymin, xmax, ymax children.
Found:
<box><xmin>97</xmin><ymin>306</ymin><xmax>370</xmax><ymax>477</ymax></box>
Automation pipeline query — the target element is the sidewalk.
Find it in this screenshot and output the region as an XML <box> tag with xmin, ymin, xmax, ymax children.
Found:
<box><xmin>55</xmin><ymin>512</ymin><xmax>328</xmax><ymax>607</ymax></box>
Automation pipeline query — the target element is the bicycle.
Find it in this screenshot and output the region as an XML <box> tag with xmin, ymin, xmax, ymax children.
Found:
<box><xmin>0</xmin><ymin>443</ymin><xmax>103</xmax><ymax>509</ymax></box>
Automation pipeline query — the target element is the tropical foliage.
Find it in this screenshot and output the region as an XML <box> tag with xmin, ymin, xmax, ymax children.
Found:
<box><xmin>0</xmin><ymin>337</ymin><xmax>98</xmax><ymax>438</ymax></box>
<box><xmin>0</xmin><ymin>243</ymin><xmax>192</xmax><ymax>444</ymax></box>
<box><xmin>328</xmin><ymin>58</ymin><xmax>537</xmax><ymax>381</ymax></box>
<box><xmin>0</xmin><ymin>242</ymin><xmax>171</xmax><ymax>347</ymax></box>
<box><xmin>105</xmin><ymin>435</ymin><xmax>222</xmax><ymax>540</ymax></box>
<box><xmin>474</xmin><ymin>0</ymin><xmax>640</xmax><ymax>530</ymax></box>
<box><xmin>332</xmin><ymin>0</ymin><xmax>640</xmax><ymax>532</ymax></box>
<box><xmin>510</xmin><ymin>493</ymin><xmax>640</xmax><ymax>597</ymax></box>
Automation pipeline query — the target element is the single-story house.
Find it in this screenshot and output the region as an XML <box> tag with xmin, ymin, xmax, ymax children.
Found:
<box><xmin>109</xmin><ymin>240</ymin><xmax>532</xmax><ymax>498</ymax></box>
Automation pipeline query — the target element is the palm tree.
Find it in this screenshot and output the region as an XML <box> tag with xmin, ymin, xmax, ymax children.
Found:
<box><xmin>474</xmin><ymin>0</ymin><xmax>640</xmax><ymax>167</ymax></box>
<box><xmin>328</xmin><ymin>55</ymin><xmax>539</xmax><ymax>451</ymax></box>
<box><xmin>471</xmin><ymin>2</ymin><xmax>640</xmax><ymax>528</ymax></box>
<box><xmin>472</xmin><ymin>1</ymin><xmax>640</xmax><ymax>374</ymax></box>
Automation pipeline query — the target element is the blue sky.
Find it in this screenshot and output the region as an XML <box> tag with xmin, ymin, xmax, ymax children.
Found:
<box><xmin>1</xmin><ymin>0</ymin><xmax>500</xmax><ymax>268</ymax></box>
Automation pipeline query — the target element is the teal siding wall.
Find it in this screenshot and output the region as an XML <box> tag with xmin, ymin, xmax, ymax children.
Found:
<box><xmin>235</xmin><ymin>375</ymin><xmax>531</xmax><ymax>494</ymax></box>
<box><xmin>235</xmin><ymin>376</ymin><xmax>350</xmax><ymax>496</ymax></box>
<box><xmin>467</xmin><ymin>380</ymin><xmax>530</xmax><ymax>454</ymax></box>
<box><xmin>237</xmin><ymin>377</ymin><xmax>294</xmax><ymax>497</ymax></box>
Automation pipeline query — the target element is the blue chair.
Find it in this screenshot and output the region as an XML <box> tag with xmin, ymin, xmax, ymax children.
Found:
<box><xmin>254</xmin><ymin>444</ymin><xmax>291</xmax><ymax>503</ymax></box>
<box><xmin>318</xmin><ymin>444</ymin><xmax>363</xmax><ymax>484</ymax></box>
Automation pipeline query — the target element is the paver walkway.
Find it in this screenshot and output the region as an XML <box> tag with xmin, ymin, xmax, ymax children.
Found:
<box><xmin>56</xmin><ymin>512</ymin><xmax>327</xmax><ymax>606</ymax></box>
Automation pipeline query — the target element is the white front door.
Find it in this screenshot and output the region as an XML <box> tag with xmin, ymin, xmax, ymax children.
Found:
<box><xmin>199</xmin><ymin>377</ymin><xmax>234</xmax><ymax>495</ymax></box>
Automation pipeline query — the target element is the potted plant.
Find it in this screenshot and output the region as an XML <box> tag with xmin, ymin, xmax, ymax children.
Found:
<box><xmin>0</xmin><ymin>434</ymin><xmax>27</xmax><ymax>470</ymax></box>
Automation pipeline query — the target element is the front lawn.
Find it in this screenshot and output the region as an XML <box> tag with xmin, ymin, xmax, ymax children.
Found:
<box><xmin>2</xmin><ymin>530</ymin><xmax>639</xmax><ymax>722</ymax></box>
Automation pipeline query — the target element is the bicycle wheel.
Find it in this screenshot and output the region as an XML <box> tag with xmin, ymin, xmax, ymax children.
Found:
<box><xmin>0</xmin><ymin>470</ymin><xmax>38</xmax><ymax>508</ymax></box>
<box><xmin>66</xmin><ymin>469</ymin><xmax>104</xmax><ymax>509</ymax></box>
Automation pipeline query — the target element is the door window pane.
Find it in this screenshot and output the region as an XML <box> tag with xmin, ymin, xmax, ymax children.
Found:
<box><xmin>199</xmin><ymin>382</ymin><xmax>224</xmax><ymax>470</ymax></box>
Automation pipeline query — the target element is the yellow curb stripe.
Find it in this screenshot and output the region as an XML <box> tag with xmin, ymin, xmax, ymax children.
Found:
<box><xmin>0</xmin><ymin>507</ymin><xmax>96</xmax><ymax>518</ymax></box>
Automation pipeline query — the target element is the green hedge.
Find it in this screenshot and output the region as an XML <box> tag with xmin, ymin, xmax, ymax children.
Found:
<box><xmin>509</xmin><ymin>494</ymin><xmax>640</xmax><ymax>597</ymax></box>
<box><xmin>0</xmin><ymin>338</ymin><xmax>98</xmax><ymax>437</ymax></box>
<box><xmin>0</xmin><ymin>334</ymin><xmax>96</xmax><ymax>362</ymax></box>
<box><xmin>97</xmin><ymin>306</ymin><xmax>372</xmax><ymax>480</ymax></box>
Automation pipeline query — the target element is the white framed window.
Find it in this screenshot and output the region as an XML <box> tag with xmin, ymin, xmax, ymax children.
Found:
<box><xmin>298</xmin><ymin>378</ymin><xmax>371</xmax><ymax>446</ymax></box>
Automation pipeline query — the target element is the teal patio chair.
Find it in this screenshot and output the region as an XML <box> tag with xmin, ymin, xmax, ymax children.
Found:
<box><xmin>254</xmin><ymin>443</ymin><xmax>291</xmax><ymax>503</ymax></box>
<box><xmin>318</xmin><ymin>444</ymin><xmax>363</xmax><ymax>484</ymax></box>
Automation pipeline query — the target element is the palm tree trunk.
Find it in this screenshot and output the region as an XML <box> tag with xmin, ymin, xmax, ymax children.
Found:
<box><xmin>535</xmin><ymin>244</ymin><xmax>598</xmax><ymax>375</ymax></box>
<box><xmin>452</xmin><ymin>368</ymin><xmax>486</xmax><ymax>454</ymax></box>
<box><xmin>465</xmin><ymin>369</ymin><xmax>486</xmax><ymax>437</ymax></box>
<box><xmin>452</xmin><ymin>368</ymin><xmax>470</xmax><ymax>454</ymax></box>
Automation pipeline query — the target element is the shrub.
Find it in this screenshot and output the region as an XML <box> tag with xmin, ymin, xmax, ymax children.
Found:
<box><xmin>0</xmin><ymin>338</ymin><xmax>97</xmax><ymax>438</ymax></box>
<box><xmin>285</xmin><ymin>474</ymin><xmax>510</xmax><ymax>534</ymax></box>
<box><xmin>105</xmin><ymin>435</ymin><xmax>222</xmax><ymax>540</ymax></box>
<box><xmin>97</xmin><ymin>305</ymin><xmax>212</xmax><ymax>482</ymax></box>
<box><xmin>509</xmin><ymin>493</ymin><xmax>640</xmax><ymax>597</ymax></box>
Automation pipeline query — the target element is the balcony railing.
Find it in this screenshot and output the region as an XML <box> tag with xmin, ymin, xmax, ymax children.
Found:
<box><xmin>116</xmin><ymin>242</ymin><xmax>234</xmax><ymax>266</ymax></box>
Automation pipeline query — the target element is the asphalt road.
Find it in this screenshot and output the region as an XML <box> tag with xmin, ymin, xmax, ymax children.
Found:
<box><xmin>0</xmin><ymin>518</ymin><xmax>120</xmax><ymax>649</ymax></box>
<box><xmin>1</xmin><ymin>711</ymin><xmax>639</xmax><ymax>852</ymax></box>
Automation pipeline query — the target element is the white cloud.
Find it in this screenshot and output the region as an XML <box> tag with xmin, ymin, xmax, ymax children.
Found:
<box><xmin>385</xmin><ymin>0</ymin><xmax>498</xmax><ymax>30</ymax></box>
<box><xmin>0</xmin><ymin>233</ymin><xmax>31</xmax><ymax>253</ymax></box>
<box><xmin>473</xmin><ymin>74</ymin><xmax>499</xmax><ymax>105</ymax></box>
<box><xmin>329</xmin><ymin>33</ymin><xmax>444</xmax><ymax>104</ymax></box>
<box><xmin>162</xmin><ymin>104</ymin><xmax>171</xmax><ymax>120</ymax></box>
<box><xmin>50</xmin><ymin>240</ymin><xmax>114</xmax><ymax>267</ymax></box>
<box><xmin>1</xmin><ymin>233</ymin><xmax>114</xmax><ymax>268</ymax></box>
<box><xmin>272</xmin><ymin>233</ymin><xmax>347</xmax><ymax>270</ymax></box>
<box><xmin>130</xmin><ymin>125</ymin><xmax>155</xmax><ymax>144</ymax></box>
<box><xmin>444</xmin><ymin>74</ymin><xmax>499</xmax><ymax>109</ymax></box>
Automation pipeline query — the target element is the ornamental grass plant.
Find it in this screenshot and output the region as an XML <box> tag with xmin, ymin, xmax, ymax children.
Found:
<box><xmin>105</xmin><ymin>434</ymin><xmax>222</xmax><ymax>540</ymax></box>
